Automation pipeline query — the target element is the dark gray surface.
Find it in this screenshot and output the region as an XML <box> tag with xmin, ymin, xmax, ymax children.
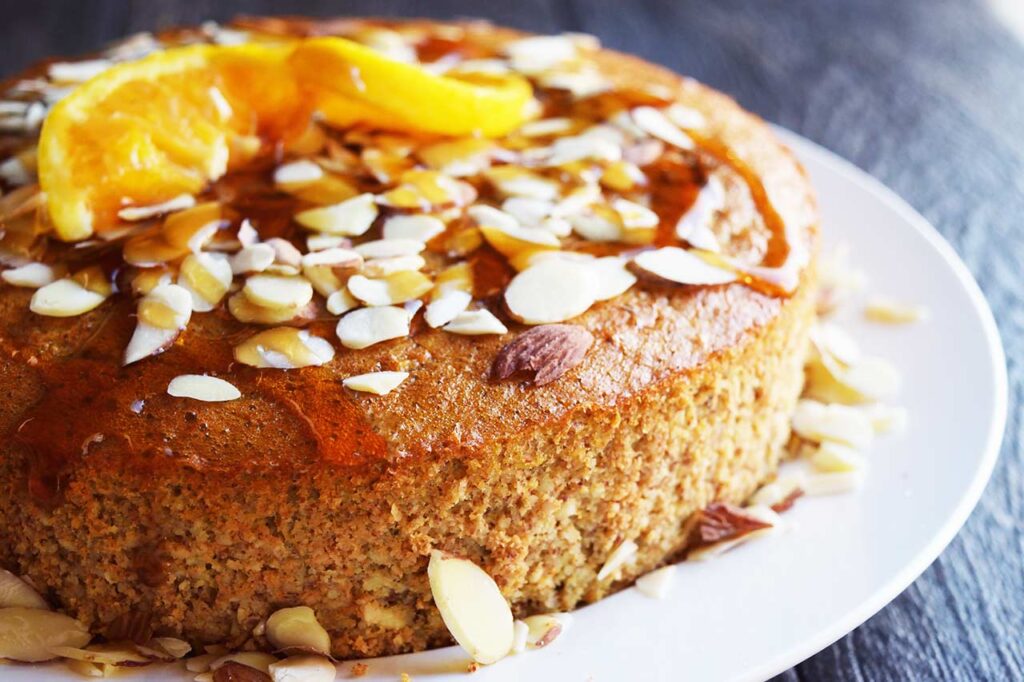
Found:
<box><xmin>3</xmin><ymin>1</ymin><xmax>1021</xmax><ymax>679</ymax></box>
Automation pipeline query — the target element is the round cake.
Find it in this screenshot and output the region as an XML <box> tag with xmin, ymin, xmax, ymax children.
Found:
<box><xmin>0</xmin><ymin>17</ymin><xmax>817</xmax><ymax>660</ymax></box>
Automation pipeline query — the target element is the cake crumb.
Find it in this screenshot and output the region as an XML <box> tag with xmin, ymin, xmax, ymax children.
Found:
<box><xmin>467</xmin><ymin>661</ymin><xmax>479</xmax><ymax>673</ymax></box>
<box><xmin>350</xmin><ymin>662</ymin><xmax>368</xmax><ymax>677</ymax></box>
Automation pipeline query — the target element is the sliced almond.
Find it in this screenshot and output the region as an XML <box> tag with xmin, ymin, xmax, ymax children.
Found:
<box><xmin>274</xmin><ymin>159</ymin><xmax>324</xmax><ymax>186</ymax></box>
<box><xmin>433</xmin><ymin>262</ymin><xmax>474</xmax><ymax>297</ymax></box>
<box><xmin>505</xmin><ymin>260</ymin><xmax>598</xmax><ymax>325</ymax></box>
<box><xmin>303</xmin><ymin>264</ymin><xmax>344</xmax><ymax>298</ymax></box>
<box><xmin>632</xmin><ymin>246</ymin><xmax>737</xmax><ymax>285</ymax></box>
<box><xmin>265</xmin><ymin>238</ymin><xmax>303</xmax><ymax>269</ymax></box>
<box><xmin>306</xmin><ymin>233</ymin><xmax>348</xmax><ymax>252</ymax></box>
<box><xmin>803</xmin><ymin>471</ymin><xmax>865</xmax><ymax>496</ymax></box>
<box><xmin>379</xmin><ymin>170</ymin><xmax>473</xmax><ymax>210</ymax></box>
<box><xmin>48</xmin><ymin>59</ymin><xmax>112</xmax><ymax>83</ymax></box>
<box><xmin>2</xmin><ymin>262</ymin><xmax>58</xmax><ymax>288</ymax></box>
<box><xmin>336</xmin><ymin>306</ymin><xmax>411</xmax><ymax>349</ymax></box>
<box><xmin>666</xmin><ymin>103</ymin><xmax>707</xmax><ymax>130</ymax></box>
<box><xmin>162</xmin><ymin>202</ymin><xmax>224</xmax><ymax>252</ymax></box>
<box><xmin>596</xmin><ymin>539</ymin><xmax>637</xmax><ymax>581</ymax></box>
<box><xmin>0</xmin><ymin>570</ymin><xmax>47</xmax><ymax>609</ymax></box>
<box><xmin>861</xmin><ymin>404</ymin><xmax>908</xmax><ymax>435</ymax></box>
<box><xmin>601</xmin><ymin>160</ymin><xmax>646</xmax><ymax>192</ymax></box>
<box><xmin>687</xmin><ymin>505</ymin><xmax>782</xmax><ymax>561</ymax></box>
<box><xmin>265</xmin><ymin>606</ymin><xmax>331</xmax><ymax>657</ymax></box>
<box><xmin>234</xmin><ymin>328</ymin><xmax>335</xmax><ymax>369</ymax></box>
<box><xmin>117</xmin><ymin>193</ymin><xmax>195</xmax><ymax>222</ymax></box>
<box><xmin>503</xmin><ymin>35</ymin><xmax>578</xmax><ymax>74</ymax></box>
<box><xmin>522</xmin><ymin>613</ymin><xmax>571</xmax><ymax>649</ymax></box>
<box><xmin>295</xmin><ymin>193</ymin><xmax>378</xmax><ymax>236</ymax></box>
<box><xmin>589</xmin><ymin>256</ymin><xmax>637</xmax><ymax>301</ymax></box>
<box><xmin>611</xmin><ymin>197</ymin><xmax>658</xmax><ymax>231</ymax></box>
<box><xmin>632</xmin><ymin>106</ymin><xmax>694</xmax><ymax>149</ymax></box>
<box><xmin>141</xmin><ymin>637</ymin><xmax>191</xmax><ymax>660</ymax></box>
<box><xmin>511</xmin><ymin>620</ymin><xmax>529</xmax><ymax>655</ymax></box>
<box><xmin>810</xmin><ymin>441</ymin><xmax>867</xmax><ymax>474</ymax></box>
<box><xmin>230</xmin><ymin>243</ymin><xmax>276</xmax><ymax>275</ymax></box>
<box><xmin>443</xmin><ymin>309</ymin><xmax>508</xmax><ymax>335</ymax></box>
<box><xmin>501</xmin><ymin>197</ymin><xmax>555</xmax><ymax>225</ymax></box>
<box><xmin>676</xmin><ymin>176</ymin><xmax>723</xmax><ymax>252</ymax></box>
<box><xmin>228</xmin><ymin>292</ymin><xmax>312</xmax><ymax>325</ymax></box>
<box><xmin>268</xmin><ymin>655</ymin><xmax>337</xmax><ymax>682</ymax></box>
<box><xmin>425</xmin><ymin>290</ymin><xmax>472</xmax><ymax>328</ymax></box>
<box><xmin>362</xmin><ymin>255</ymin><xmax>426</xmax><ymax>278</ymax></box>
<box><xmin>343</xmin><ymin>371</ymin><xmax>409</xmax><ymax>396</ymax></box>
<box><xmin>635</xmin><ymin>565</ymin><xmax>675</xmax><ymax>599</ymax></box>
<box><xmin>864</xmin><ymin>297</ymin><xmax>929</xmax><ymax>324</ymax></box>
<box><xmin>381</xmin><ymin>214</ymin><xmax>446</xmax><ymax>243</ymax></box>
<box><xmin>131</xmin><ymin>267</ymin><xmax>175</xmax><ymax>296</ymax></box>
<box><xmin>539</xmin><ymin>67</ymin><xmax>611</xmax><ymax>99</ymax></box>
<box><xmin>0</xmin><ymin>607</ymin><xmax>91</xmax><ymax>662</ymax></box>
<box><xmin>347</xmin><ymin>271</ymin><xmax>431</xmax><ymax>306</ymax></box>
<box><xmin>48</xmin><ymin>642</ymin><xmax>150</xmax><ymax>666</ymax></box>
<box><xmin>544</xmin><ymin>132</ymin><xmax>622</xmax><ymax>166</ymax></box>
<box><xmin>748</xmin><ymin>472</ymin><xmax>807</xmax><ymax>509</ymax></box>
<box><xmin>300</xmin><ymin>247</ymin><xmax>361</xmax><ymax>270</ymax></box>
<box><xmin>178</xmin><ymin>252</ymin><xmax>232</xmax><ymax>312</ymax></box>
<box><xmin>354</xmin><ymin>239</ymin><xmax>425</xmax><ymax>259</ymax></box>
<box><xmin>124</xmin><ymin>283</ymin><xmax>192</xmax><ymax>365</ymax></box>
<box><xmin>418</xmin><ymin>138</ymin><xmax>496</xmax><ymax>177</ymax></box>
<box><xmin>807</xmin><ymin>347</ymin><xmax>901</xmax><ymax>405</ymax></box>
<box><xmin>167</xmin><ymin>375</ymin><xmax>241</xmax><ymax>402</ymax></box>
<box><xmin>569</xmin><ymin>206</ymin><xmax>624</xmax><ymax>242</ymax></box>
<box><xmin>791</xmin><ymin>399</ymin><xmax>874</xmax><ymax>450</ymax></box>
<box><xmin>30</xmin><ymin>277</ymin><xmax>107</xmax><ymax>317</ymax></box>
<box><xmin>484</xmin><ymin>166</ymin><xmax>560</xmax><ymax>201</ymax></box>
<box><xmin>243</xmin><ymin>275</ymin><xmax>313</xmax><ymax>310</ymax></box>
<box><xmin>427</xmin><ymin>550</ymin><xmax>514</xmax><ymax>665</ymax></box>
<box><xmin>325</xmin><ymin>288</ymin><xmax>359</xmax><ymax>316</ymax></box>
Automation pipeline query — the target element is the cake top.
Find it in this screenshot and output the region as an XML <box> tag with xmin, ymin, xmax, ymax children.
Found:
<box><xmin>0</xmin><ymin>18</ymin><xmax>816</xmax><ymax>491</ymax></box>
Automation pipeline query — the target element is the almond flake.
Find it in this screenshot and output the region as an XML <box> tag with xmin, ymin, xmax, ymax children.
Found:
<box><xmin>425</xmin><ymin>290</ymin><xmax>472</xmax><ymax>328</ymax></box>
<box><xmin>132</xmin><ymin>268</ymin><xmax>175</xmax><ymax>296</ymax></box>
<box><xmin>539</xmin><ymin>67</ymin><xmax>611</xmax><ymax>99</ymax></box>
<box><xmin>596</xmin><ymin>539</ymin><xmax>638</xmax><ymax>581</ymax></box>
<box><xmin>303</xmin><ymin>264</ymin><xmax>344</xmax><ymax>297</ymax></box>
<box><xmin>30</xmin><ymin>278</ymin><xmax>107</xmax><ymax>317</ymax></box>
<box><xmin>503</xmin><ymin>35</ymin><xmax>578</xmax><ymax>75</ymax></box>
<box><xmin>418</xmin><ymin>138</ymin><xmax>496</xmax><ymax>177</ymax></box>
<box><xmin>230</xmin><ymin>243</ymin><xmax>276</xmax><ymax>275</ymax></box>
<box><xmin>48</xmin><ymin>59</ymin><xmax>112</xmax><ymax>83</ymax></box>
<box><xmin>675</xmin><ymin>176</ymin><xmax>723</xmax><ymax>251</ymax></box>
<box><xmin>362</xmin><ymin>255</ymin><xmax>426</xmax><ymax>278</ymax></box>
<box><xmin>382</xmin><ymin>214</ymin><xmax>446</xmax><ymax>243</ymax></box>
<box><xmin>748</xmin><ymin>472</ymin><xmax>807</xmax><ymax>509</ymax></box>
<box><xmin>791</xmin><ymin>399</ymin><xmax>874</xmax><ymax>450</ymax></box>
<box><xmin>347</xmin><ymin>271</ymin><xmax>432</xmax><ymax>306</ymax></box>
<box><xmin>427</xmin><ymin>551</ymin><xmax>514</xmax><ymax>665</ymax></box>
<box><xmin>522</xmin><ymin>613</ymin><xmax>571</xmax><ymax>649</ymax></box>
<box><xmin>803</xmin><ymin>471</ymin><xmax>865</xmax><ymax>496</ymax></box>
<box><xmin>612</xmin><ymin>197</ymin><xmax>659</xmax><ymax>230</ymax></box>
<box><xmin>326</xmin><ymin>288</ymin><xmax>359</xmax><ymax>316</ymax></box>
<box><xmin>178</xmin><ymin>252</ymin><xmax>232</xmax><ymax>312</ymax></box>
<box><xmin>379</xmin><ymin>170</ymin><xmax>472</xmax><ymax>210</ymax></box>
<box><xmin>0</xmin><ymin>570</ymin><xmax>47</xmax><ymax>609</ymax></box>
<box><xmin>569</xmin><ymin>206</ymin><xmax>624</xmax><ymax>242</ymax></box>
<box><xmin>354</xmin><ymin>239</ymin><xmax>425</xmax><ymax>259</ymax></box>
<box><xmin>505</xmin><ymin>260</ymin><xmax>598</xmax><ymax>324</ymax></box>
<box><xmin>590</xmin><ymin>256</ymin><xmax>637</xmax><ymax>301</ymax></box>
<box><xmin>479</xmin><ymin>223</ymin><xmax>561</xmax><ymax>259</ymax></box>
<box><xmin>632</xmin><ymin>106</ymin><xmax>694</xmax><ymax>149</ymax></box>
<box><xmin>864</xmin><ymin>297</ymin><xmax>929</xmax><ymax>324</ymax></box>
<box><xmin>443</xmin><ymin>309</ymin><xmax>508</xmax><ymax>335</ymax></box>
<box><xmin>265</xmin><ymin>607</ymin><xmax>331</xmax><ymax>657</ymax></box>
<box><xmin>295</xmin><ymin>193</ymin><xmax>379</xmax><ymax>236</ymax></box>
<box><xmin>268</xmin><ymin>655</ymin><xmax>337</xmax><ymax>682</ymax></box>
<box><xmin>162</xmin><ymin>202</ymin><xmax>225</xmax><ymax>252</ymax></box>
<box><xmin>305</xmin><ymin>233</ymin><xmax>348</xmax><ymax>252</ymax></box>
<box><xmin>124</xmin><ymin>284</ymin><xmax>192</xmax><ymax>365</ymax></box>
<box><xmin>336</xmin><ymin>306</ymin><xmax>411</xmax><ymax>349</ymax></box>
<box><xmin>141</xmin><ymin>637</ymin><xmax>191</xmax><ymax>661</ymax></box>
<box><xmin>544</xmin><ymin>132</ymin><xmax>622</xmax><ymax>166</ymax></box>
<box><xmin>601</xmin><ymin>160</ymin><xmax>646</xmax><ymax>192</ymax></box>
<box><xmin>228</xmin><ymin>293</ymin><xmax>313</xmax><ymax>325</ymax></box>
<box><xmin>2</xmin><ymin>262</ymin><xmax>57</xmax><ymax>288</ymax></box>
<box><xmin>167</xmin><ymin>375</ymin><xmax>241</xmax><ymax>402</ymax></box>
<box><xmin>300</xmin><ymin>247</ymin><xmax>362</xmax><ymax>269</ymax></box>
<box><xmin>274</xmin><ymin>160</ymin><xmax>324</xmax><ymax>186</ymax></box>
<box><xmin>861</xmin><ymin>404</ymin><xmax>908</xmax><ymax>435</ymax></box>
<box><xmin>484</xmin><ymin>167</ymin><xmax>560</xmax><ymax>201</ymax></box>
<box><xmin>243</xmin><ymin>275</ymin><xmax>313</xmax><ymax>310</ymax></box>
<box><xmin>511</xmin><ymin>620</ymin><xmax>529</xmax><ymax>655</ymax></box>
<box><xmin>810</xmin><ymin>441</ymin><xmax>867</xmax><ymax>474</ymax></box>
<box><xmin>501</xmin><ymin>197</ymin><xmax>554</xmax><ymax>225</ymax></box>
<box><xmin>264</xmin><ymin>238</ymin><xmax>303</xmax><ymax>269</ymax></box>
<box><xmin>48</xmin><ymin>642</ymin><xmax>149</xmax><ymax>666</ymax></box>
<box><xmin>665</xmin><ymin>103</ymin><xmax>707</xmax><ymax>130</ymax></box>
<box><xmin>343</xmin><ymin>371</ymin><xmax>409</xmax><ymax>395</ymax></box>
<box><xmin>0</xmin><ymin>156</ymin><xmax>31</xmax><ymax>186</ymax></box>
<box><xmin>687</xmin><ymin>504</ymin><xmax>781</xmax><ymax>561</ymax></box>
<box><xmin>118</xmin><ymin>194</ymin><xmax>196</xmax><ymax>222</ymax></box>
<box><xmin>0</xmin><ymin>607</ymin><xmax>91</xmax><ymax>662</ymax></box>
<box><xmin>632</xmin><ymin>246</ymin><xmax>737</xmax><ymax>285</ymax></box>
<box><xmin>807</xmin><ymin>351</ymin><xmax>901</xmax><ymax>405</ymax></box>
<box><xmin>518</xmin><ymin>117</ymin><xmax>576</xmax><ymax>137</ymax></box>
<box><xmin>432</xmin><ymin>262</ymin><xmax>473</xmax><ymax>297</ymax></box>
<box><xmin>234</xmin><ymin>328</ymin><xmax>335</xmax><ymax>369</ymax></box>
<box><xmin>635</xmin><ymin>566</ymin><xmax>675</xmax><ymax>599</ymax></box>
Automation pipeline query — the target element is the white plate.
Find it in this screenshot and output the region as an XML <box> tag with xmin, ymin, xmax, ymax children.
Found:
<box><xmin>6</xmin><ymin>133</ymin><xmax>1007</xmax><ymax>682</ymax></box>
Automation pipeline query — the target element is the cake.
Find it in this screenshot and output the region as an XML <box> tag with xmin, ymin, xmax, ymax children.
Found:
<box><xmin>0</xmin><ymin>17</ymin><xmax>817</xmax><ymax>662</ymax></box>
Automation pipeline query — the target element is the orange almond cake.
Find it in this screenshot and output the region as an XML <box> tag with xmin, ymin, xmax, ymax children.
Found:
<box><xmin>0</xmin><ymin>16</ymin><xmax>817</xmax><ymax>669</ymax></box>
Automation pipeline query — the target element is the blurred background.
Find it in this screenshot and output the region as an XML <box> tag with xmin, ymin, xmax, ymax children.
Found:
<box><xmin>3</xmin><ymin>1</ymin><xmax>1022</xmax><ymax>679</ymax></box>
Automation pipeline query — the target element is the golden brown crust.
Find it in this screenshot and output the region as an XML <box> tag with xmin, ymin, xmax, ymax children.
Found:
<box><xmin>0</xmin><ymin>17</ymin><xmax>818</xmax><ymax>659</ymax></box>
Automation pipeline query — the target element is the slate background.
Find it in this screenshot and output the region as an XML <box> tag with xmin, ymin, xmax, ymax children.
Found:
<box><xmin>3</xmin><ymin>1</ymin><xmax>1021</xmax><ymax>679</ymax></box>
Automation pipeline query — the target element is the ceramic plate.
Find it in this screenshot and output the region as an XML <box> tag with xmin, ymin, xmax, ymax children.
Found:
<box><xmin>6</xmin><ymin>132</ymin><xmax>1007</xmax><ymax>682</ymax></box>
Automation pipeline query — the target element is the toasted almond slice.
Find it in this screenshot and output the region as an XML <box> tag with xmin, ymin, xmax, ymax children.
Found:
<box><xmin>612</xmin><ymin>197</ymin><xmax>658</xmax><ymax>230</ymax></box>
<box><xmin>268</xmin><ymin>655</ymin><xmax>337</xmax><ymax>682</ymax></box>
<box><xmin>676</xmin><ymin>176</ymin><xmax>723</xmax><ymax>252</ymax></box>
<box><xmin>117</xmin><ymin>193</ymin><xmax>195</xmax><ymax>222</ymax></box>
<box><xmin>185</xmin><ymin>653</ymin><xmax>220</xmax><ymax>673</ymax></box>
<box><xmin>306</xmin><ymin>233</ymin><xmax>348</xmax><ymax>252</ymax></box>
<box><xmin>635</xmin><ymin>566</ymin><xmax>675</xmax><ymax>599</ymax></box>
<box><xmin>48</xmin><ymin>59</ymin><xmax>112</xmax><ymax>83</ymax></box>
<box><xmin>544</xmin><ymin>133</ymin><xmax>622</xmax><ymax>167</ymax></box>
<box><xmin>444</xmin><ymin>309</ymin><xmax>508</xmax><ymax>335</ymax></box>
<box><xmin>791</xmin><ymin>399</ymin><xmax>874</xmax><ymax>450</ymax></box>
<box><xmin>427</xmin><ymin>551</ymin><xmax>514</xmax><ymax>665</ymax></box>
<box><xmin>266</xmin><ymin>607</ymin><xmax>331</xmax><ymax>656</ymax></box>
<box><xmin>511</xmin><ymin>620</ymin><xmax>530</xmax><ymax>655</ymax></box>
<box><xmin>468</xmin><ymin>203</ymin><xmax>521</xmax><ymax>232</ymax></box>
<box><xmin>362</xmin><ymin>255</ymin><xmax>426</xmax><ymax>278</ymax></box>
<box><xmin>228</xmin><ymin>292</ymin><xmax>312</xmax><ymax>325</ymax></box>
<box><xmin>554</xmin><ymin>184</ymin><xmax>601</xmax><ymax>218</ymax></box>
<box><xmin>162</xmin><ymin>202</ymin><xmax>224</xmax><ymax>252</ymax></box>
<box><xmin>518</xmin><ymin>117</ymin><xmax>576</xmax><ymax>137</ymax></box>
<box><xmin>522</xmin><ymin>613</ymin><xmax>571</xmax><ymax>649</ymax></box>
<box><xmin>803</xmin><ymin>471</ymin><xmax>865</xmax><ymax>496</ymax></box>
<box><xmin>864</xmin><ymin>297</ymin><xmax>929</xmax><ymax>324</ymax></box>
<box><xmin>433</xmin><ymin>262</ymin><xmax>474</xmax><ymax>298</ymax></box>
<box><xmin>503</xmin><ymin>35</ymin><xmax>578</xmax><ymax>74</ymax></box>
<box><xmin>687</xmin><ymin>505</ymin><xmax>782</xmax><ymax>561</ymax></box>
<box><xmin>810</xmin><ymin>441</ymin><xmax>867</xmax><ymax>474</ymax></box>
<box><xmin>484</xmin><ymin>167</ymin><xmax>560</xmax><ymax>201</ymax></box>
<box><xmin>274</xmin><ymin>159</ymin><xmax>324</xmax><ymax>186</ymax></box>
<box><xmin>479</xmin><ymin>224</ymin><xmax>561</xmax><ymax>260</ymax></box>
<box><xmin>501</xmin><ymin>197</ymin><xmax>554</xmax><ymax>225</ymax></box>
<box><xmin>596</xmin><ymin>539</ymin><xmax>637</xmax><ymax>581</ymax></box>
<box><xmin>539</xmin><ymin>67</ymin><xmax>611</xmax><ymax>99</ymax></box>
<box><xmin>300</xmin><ymin>247</ymin><xmax>362</xmax><ymax>269</ymax></box>
<box><xmin>336</xmin><ymin>306</ymin><xmax>411</xmax><ymax>349</ymax></box>
<box><xmin>243</xmin><ymin>275</ymin><xmax>314</xmax><ymax>310</ymax></box>
<box><xmin>167</xmin><ymin>375</ymin><xmax>240</xmax><ymax>402</ymax></box>
<box><xmin>382</xmin><ymin>214</ymin><xmax>446</xmax><ymax>243</ymax></box>
<box><xmin>601</xmin><ymin>160</ymin><xmax>646</xmax><ymax>192</ymax></box>
<box><xmin>590</xmin><ymin>256</ymin><xmax>637</xmax><ymax>301</ymax></box>
<box><xmin>748</xmin><ymin>472</ymin><xmax>807</xmax><ymax>508</ymax></box>
<box><xmin>666</xmin><ymin>103</ymin><xmax>707</xmax><ymax>130</ymax></box>
<box><xmin>354</xmin><ymin>239</ymin><xmax>425</xmax><ymax>259</ymax></box>
<box><xmin>30</xmin><ymin>278</ymin><xmax>107</xmax><ymax>317</ymax></box>
<box><xmin>505</xmin><ymin>260</ymin><xmax>598</xmax><ymax>325</ymax></box>
<box><xmin>0</xmin><ymin>570</ymin><xmax>47</xmax><ymax>610</ymax></box>
<box><xmin>343</xmin><ymin>371</ymin><xmax>409</xmax><ymax>396</ymax></box>
<box><xmin>63</xmin><ymin>658</ymin><xmax>106</xmax><ymax>677</ymax></box>
<box><xmin>418</xmin><ymin>138</ymin><xmax>496</xmax><ymax>177</ymax></box>
<box><xmin>295</xmin><ymin>193</ymin><xmax>379</xmax><ymax>236</ymax></box>
<box><xmin>347</xmin><ymin>271</ymin><xmax>432</xmax><ymax>306</ymax></box>
<box><xmin>425</xmin><ymin>290</ymin><xmax>472</xmax><ymax>328</ymax></box>
<box><xmin>379</xmin><ymin>170</ymin><xmax>473</xmax><ymax>210</ymax></box>
<box><xmin>0</xmin><ymin>607</ymin><xmax>91</xmax><ymax>662</ymax></box>
<box><xmin>234</xmin><ymin>328</ymin><xmax>335</xmax><ymax>370</ymax></box>
<box><xmin>178</xmin><ymin>252</ymin><xmax>231</xmax><ymax>312</ymax></box>
<box><xmin>632</xmin><ymin>106</ymin><xmax>694</xmax><ymax>149</ymax></box>
<box><xmin>124</xmin><ymin>284</ymin><xmax>192</xmax><ymax>365</ymax></box>
<box><xmin>230</xmin><ymin>243</ymin><xmax>276</xmax><ymax>275</ymax></box>
<box><xmin>807</xmin><ymin>351</ymin><xmax>901</xmax><ymax>405</ymax></box>
<box><xmin>131</xmin><ymin>267</ymin><xmax>175</xmax><ymax>296</ymax></box>
<box><xmin>632</xmin><ymin>246</ymin><xmax>737</xmax><ymax>285</ymax></box>
<box><xmin>323</xmin><ymin>288</ymin><xmax>357</xmax><ymax>317</ymax></box>
<box><xmin>142</xmin><ymin>637</ymin><xmax>191</xmax><ymax>660</ymax></box>
<box><xmin>48</xmin><ymin>642</ymin><xmax>150</xmax><ymax>666</ymax></box>
<box><xmin>303</xmin><ymin>264</ymin><xmax>344</xmax><ymax>298</ymax></box>
<box><xmin>568</xmin><ymin>205</ymin><xmax>624</xmax><ymax>242</ymax></box>
<box><xmin>264</xmin><ymin>238</ymin><xmax>303</xmax><ymax>269</ymax></box>
<box><xmin>2</xmin><ymin>262</ymin><xmax>58</xmax><ymax>288</ymax></box>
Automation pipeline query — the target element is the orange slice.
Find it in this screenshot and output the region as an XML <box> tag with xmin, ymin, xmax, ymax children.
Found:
<box><xmin>291</xmin><ymin>37</ymin><xmax>534</xmax><ymax>138</ymax></box>
<box><xmin>39</xmin><ymin>43</ymin><xmax>307</xmax><ymax>241</ymax></box>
